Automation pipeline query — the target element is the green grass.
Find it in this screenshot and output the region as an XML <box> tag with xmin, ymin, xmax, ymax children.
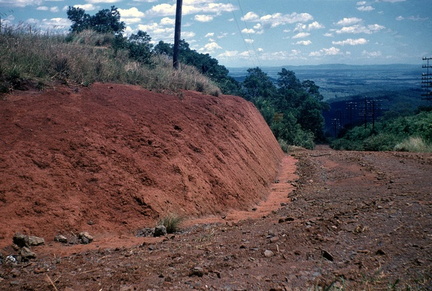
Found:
<box><xmin>157</xmin><ymin>213</ymin><xmax>183</xmax><ymax>234</ymax></box>
<box><xmin>0</xmin><ymin>25</ymin><xmax>221</xmax><ymax>96</ymax></box>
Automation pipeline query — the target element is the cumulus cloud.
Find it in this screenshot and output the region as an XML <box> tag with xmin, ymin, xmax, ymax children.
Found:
<box><xmin>294</xmin><ymin>21</ymin><xmax>325</xmax><ymax>32</ymax></box>
<box><xmin>310</xmin><ymin>47</ymin><xmax>342</xmax><ymax>57</ymax></box>
<box><xmin>244</xmin><ymin>38</ymin><xmax>254</xmax><ymax>44</ymax></box>
<box><xmin>194</xmin><ymin>15</ymin><xmax>214</xmax><ymax>22</ymax></box>
<box><xmin>145</xmin><ymin>1</ymin><xmax>235</xmax><ymax>18</ymax></box>
<box><xmin>362</xmin><ymin>50</ymin><xmax>382</xmax><ymax>57</ymax></box>
<box><xmin>332</xmin><ymin>38</ymin><xmax>368</xmax><ymax>45</ymax></box>
<box><xmin>292</xmin><ymin>32</ymin><xmax>310</xmax><ymax>39</ymax></box>
<box><xmin>0</xmin><ymin>0</ymin><xmax>43</xmax><ymax>7</ymax></box>
<box><xmin>336</xmin><ymin>17</ymin><xmax>362</xmax><ymax>26</ymax></box>
<box><xmin>334</xmin><ymin>24</ymin><xmax>385</xmax><ymax>34</ymax></box>
<box><xmin>241</xmin><ymin>11</ymin><xmax>313</xmax><ymax>29</ymax></box>
<box><xmin>85</xmin><ymin>0</ymin><xmax>122</xmax><ymax>3</ymax></box>
<box><xmin>119</xmin><ymin>7</ymin><xmax>145</xmax><ymax>18</ymax></box>
<box><xmin>396</xmin><ymin>15</ymin><xmax>429</xmax><ymax>21</ymax></box>
<box><xmin>376</xmin><ymin>0</ymin><xmax>406</xmax><ymax>2</ymax></box>
<box><xmin>73</xmin><ymin>4</ymin><xmax>98</xmax><ymax>11</ymax></box>
<box><xmin>357</xmin><ymin>5</ymin><xmax>375</xmax><ymax>11</ymax></box>
<box><xmin>242</xmin><ymin>12</ymin><xmax>259</xmax><ymax>22</ymax></box>
<box><xmin>37</xmin><ymin>6</ymin><xmax>59</xmax><ymax>12</ymax></box>
<box><xmin>199</xmin><ymin>41</ymin><xmax>222</xmax><ymax>53</ymax></box>
<box><xmin>295</xmin><ymin>40</ymin><xmax>312</xmax><ymax>46</ymax></box>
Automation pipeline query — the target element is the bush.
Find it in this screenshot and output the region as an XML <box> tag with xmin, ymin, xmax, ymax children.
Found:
<box><xmin>394</xmin><ymin>137</ymin><xmax>432</xmax><ymax>152</ymax></box>
<box><xmin>157</xmin><ymin>213</ymin><xmax>183</xmax><ymax>234</ymax></box>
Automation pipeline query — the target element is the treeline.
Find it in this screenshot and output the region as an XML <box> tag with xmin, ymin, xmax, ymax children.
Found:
<box><xmin>65</xmin><ymin>6</ymin><xmax>328</xmax><ymax>149</ymax></box>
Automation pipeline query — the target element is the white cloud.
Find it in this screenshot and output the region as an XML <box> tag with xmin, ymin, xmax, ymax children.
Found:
<box><xmin>73</xmin><ymin>4</ymin><xmax>98</xmax><ymax>11</ymax></box>
<box><xmin>244</xmin><ymin>38</ymin><xmax>254</xmax><ymax>44</ymax></box>
<box><xmin>396</xmin><ymin>15</ymin><xmax>429</xmax><ymax>21</ymax></box>
<box><xmin>145</xmin><ymin>3</ymin><xmax>175</xmax><ymax>17</ymax></box>
<box><xmin>332</xmin><ymin>38</ymin><xmax>368</xmax><ymax>45</ymax></box>
<box><xmin>85</xmin><ymin>0</ymin><xmax>121</xmax><ymax>3</ymax></box>
<box><xmin>145</xmin><ymin>2</ymin><xmax>235</xmax><ymax>17</ymax></box>
<box><xmin>376</xmin><ymin>0</ymin><xmax>406</xmax><ymax>2</ymax></box>
<box><xmin>362</xmin><ymin>50</ymin><xmax>382</xmax><ymax>57</ymax></box>
<box><xmin>357</xmin><ymin>5</ymin><xmax>375</xmax><ymax>11</ymax></box>
<box><xmin>199</xmin><ymin>41</ymin><xmax>222</xmax><ymax>53</ymax></box>
<box><xmin>241</xmin><ymin>12</ymin><xmax>259</xmax><ymax>22</ymax></box>
<box><xmin>136</xmin><ymin>17</ymin><xmax>197</xmax><ymax>43</ymax></box>
<box><xmin>294</xmin><ymin>21</ymin><xmax>325</xmax><ymax>32</ymax></box>
<box><xmin>310</xmin><ymin>47</ymin><xmax>342</xmax><ymax>57</ymax></box>
<box><xmin>295</xmin><ymin>40</ymin><xmax>312</xmax><ymax>46</ymax></box>
<box><xmin>357</xmin><ymin>1</ymin><xmax>367</xmax><ymax>5</ymax></box>
<box><xmin>119</xmin><ymin>7</ymin><xmax>145</xmax><ymax>18</ymax></box>
<box><xmin>292</xmin><ymin>32</ymin><xmax>310</xmax><ymax>39</ymax></box>
<box><xmin>217</xmin><ymin>50</ymin><xmax>239</xmax><ymax>58</ymax></box>
<box><xmin>0</xmin><ymin>0</ymin><xmax>42</xmax><ymax>7</ymax></box>
<box><xmin>334</xmin><ymin>24</ymin><xmax>385</xmax><ymax>34</ymax></box>
<box><xmin>133</xmin><ymin>0</ymin><xmax>158</xmax><ymax>2</ymax></box>
<box><xmin>241</xmin><ymin>28</ymin><xmax>256</xmax><ymax>34</ymax></box>
<box><xmin>194</xmin><ymin>15</ymin><xmax>214</xmax><ymax>22</ymax></box>
<box><xmin>242</xmin><ymin>11</ymin><xmax>313</xmax><ymax>29</ymax></box>
<box><xmin>160</xmin><ymin>17</ymin><xmax>175</xmax><ymax>25</ymax></box>
<box><xmin>205</xmin><ymin>32</ymin><xmax>214</xmax><ymax>38</ymax></box>
<box><xmin>336</xmin><ymin>17</ymin><xmax>362</xmax><ymax>26</ymax></box>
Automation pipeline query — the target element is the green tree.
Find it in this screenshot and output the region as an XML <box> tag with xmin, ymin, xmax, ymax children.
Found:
<box><xmin>242</xmin><ymin>67</ymin><xmax>277</xmax><ymax>101</ymax></box>
<box><xmin>127</xmin><ymin>30</ymin><xmax>153</xmax><ymax>64</ymax></box>
<box><xmin>67</xmin><ymin>6</ymin><xmax>125</xmax><ymax>34</ymax></box>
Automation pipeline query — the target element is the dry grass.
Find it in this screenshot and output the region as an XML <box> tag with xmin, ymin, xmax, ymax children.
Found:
<box><xmin>394</xmin><ymin>137</ymin><xmax>432</xmax><ymax>153</ymax></box>
<box><xmin>0</xmin><ymin>25</ymin><xmax>221</xmax><ymax>96</ymax></box>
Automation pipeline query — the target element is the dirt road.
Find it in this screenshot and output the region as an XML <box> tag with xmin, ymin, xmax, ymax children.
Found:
<box><xmin>1</xmin><ymin>146</ymin><xmax>431</xmax><ymax>290</ymax></box>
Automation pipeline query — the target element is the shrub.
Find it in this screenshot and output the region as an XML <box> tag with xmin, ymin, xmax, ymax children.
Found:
<box><xmin>157</xmin><ymin>213</ymin><xmax>183</xmax><ymax>234</ymax></box>
<box><xmin>394</xmin><ymin>137</ymin><xmax>432</xmax><ymax>152</ymax></box>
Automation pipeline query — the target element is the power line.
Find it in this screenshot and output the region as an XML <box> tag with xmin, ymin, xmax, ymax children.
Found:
<box><xmin>229</xmin><ymin>0</ymin><xmax>261</xmax><ymax>67</ymax></box>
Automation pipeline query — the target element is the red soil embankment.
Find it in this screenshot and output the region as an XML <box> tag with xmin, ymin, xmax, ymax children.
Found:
<box><xmin>0</xmin><ymin>83</ymin><xmax>284</xmax><ymax>248</ymax></box>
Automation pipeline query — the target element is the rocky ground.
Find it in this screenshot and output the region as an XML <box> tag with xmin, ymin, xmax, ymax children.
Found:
<box><xmin>1</xmin><ymin>147</ymin><xmax>431</xmax><ymax>290</ymax></box>
<box><xmin>0</xmin><ymin>84</ymin><xmax>431</xmax><ymax>290</ymax></box>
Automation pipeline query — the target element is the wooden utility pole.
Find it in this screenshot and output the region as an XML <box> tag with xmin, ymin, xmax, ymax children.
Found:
<box><xmin>173</xmin><ymin>0</ymin><xmax>183</xmax><ymax>69</ymax></box>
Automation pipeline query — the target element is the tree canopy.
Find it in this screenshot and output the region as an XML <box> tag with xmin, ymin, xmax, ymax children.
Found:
<box><xmin>240</xmin><ymin>67</ymin><xmax>327</xmax><ymax>148</ymax></box>
<box><xmin>67</xmin><ymin>6</ymin><xmax>125</xmax><ymax>34</ymax></box>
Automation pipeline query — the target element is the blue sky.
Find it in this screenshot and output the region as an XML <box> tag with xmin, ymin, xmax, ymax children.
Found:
<box><xmin>0</xmin><ymin>0</ymin><xmax>431</xmax><ymax>67</ymax></box>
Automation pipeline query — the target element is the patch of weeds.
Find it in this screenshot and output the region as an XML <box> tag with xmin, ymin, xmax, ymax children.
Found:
<box><xmin>158</xmin><ymin>213</ymin><xmax>183</xmax><ymax>234</ymax></box>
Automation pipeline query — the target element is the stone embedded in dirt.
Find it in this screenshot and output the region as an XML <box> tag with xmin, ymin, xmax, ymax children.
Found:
<box><xmin>264</xmin><ymin>250</ymin><xmax>274</xmax><ymax>257</ymax></box>
<box><xmin>279</xmin><ymin>216</ymin><xmax>295</xmax><ymax>223</ymax></box>
<box><xmin>270</xmin><ymin>237</ymin><xmax>280</xmax><ymax>243</ymax></box>
<box><xmin>12</xmin><ymin>233</ymin><xmax>45</xmax><ymax>247</ymax></box>
<box><xmin>78</xmin><ymin>232</ymin><xmax>94</xmax><ymax>244</ymax></box>
<box><xmin>136</xmin><ymin>228</ymin><xmax>155</xmax><ymax>237</ymax></box>
<box><xmin>54</xmin><ymin>235</ymin><xmax>68</xmax><ymax>243</ymax></box>
<box><xmin>154</xmin><ymin>225</ymin><xmax>167</xmax><ymax>237</ymax></box>
<box><xmin>27</xmin><ymin>236</ymin><xmax>45</xmax><ymax>246</ymax></box>
<box><xmin>189</xmin><ymin>266</ymin><xmax>205</xmax><ymax>277</ymax></box>
<box><xmin>322</xmin><ymin>250</ymin><xmax>334</xmax><ymax>261</ymax></box>
<box><xmin>19</xmin><ymin>247</ymin><xmax>36</xmax><ymax>261</ymax></box>
<box><xmin>12</xmin><ymin>233</ymin><xmax>29</xmax><ymax>248</ymax></box>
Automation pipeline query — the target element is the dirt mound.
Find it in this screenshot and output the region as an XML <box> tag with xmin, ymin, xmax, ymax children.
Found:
<box><xmin>0</xmin><ymin>83</ymin><xmax>283</xmax><ymax>248</ymax></box>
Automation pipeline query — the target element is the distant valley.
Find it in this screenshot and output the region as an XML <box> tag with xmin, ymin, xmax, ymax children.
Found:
<box><xmin>228</xmin><ymin>64</ymin><xmax>422</xmax><ymax>101</ymax></box>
